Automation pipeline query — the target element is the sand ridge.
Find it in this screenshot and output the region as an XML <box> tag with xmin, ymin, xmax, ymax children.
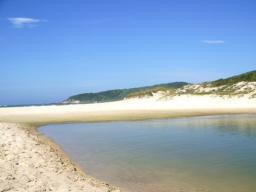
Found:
<box><xmin>1</xmin><ymin>95</ymin><xmax>256</xmax><ymax>124</ymax></box>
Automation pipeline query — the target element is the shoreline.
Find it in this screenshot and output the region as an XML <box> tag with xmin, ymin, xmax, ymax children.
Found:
<box><xmin>1</xmin><ymin>96</ymin><xmax>256</xmax><ymax>191</ymax></box>
<box><xmin>2</xmin><ymin>95</ymin><xmax>256</xmax><ymax>125</ymax></box>
<box><xmin>0</xmin><ymin>122</ymin><xmax>120</xmax><ymax>192</ymax></box>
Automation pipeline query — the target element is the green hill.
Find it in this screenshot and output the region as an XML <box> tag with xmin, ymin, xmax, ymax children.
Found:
<box><xmin>211</xmin><ymin>70</ymin><xmax>256</xmax><ymax>86</ymax></box>
<box><xmin>176</xmin><ymin>70</ymin><xmax>256</xmax><ymax>97</ymax></box>
<box><xmin>65</xmin><ymin>82</ymin><xmax>188</xmax><ymax>103</ymax></box>
<box><xmin>65</xmin><ymin>70</ymin><xmax>256</xmax><ymax>103</ymax></box>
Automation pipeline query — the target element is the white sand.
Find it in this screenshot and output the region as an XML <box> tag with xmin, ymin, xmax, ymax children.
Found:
<box><xmin>1</xmin><ymin>95</ymin><xmax>256</xmax><ymax>192</ymax></box>
<box><xmin>1</xmin><ymin>95</ymin><xmax>256</xmax><ymax>124</ymax></box>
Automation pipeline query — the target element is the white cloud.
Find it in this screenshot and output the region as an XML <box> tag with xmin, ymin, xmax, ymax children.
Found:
<box><xmin>202</xmin><ymin>40</ymin><xmax>225</xmax><ymax>44</ymax></box>
<box><xmin>8</xmin><ymin>17</ymin><xmax>44</xmax><ymax>28</ymax></box>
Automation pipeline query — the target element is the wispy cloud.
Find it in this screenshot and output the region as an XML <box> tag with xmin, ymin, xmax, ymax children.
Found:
<box><xmin>8</xmin><ymin>17</ymin><xmax>45</xmax><ymax>28</ymax></box>
<box><xmin>202</xmin><ymin>40</ymin><xmax>225</xmax><ymax>44</ymax></box>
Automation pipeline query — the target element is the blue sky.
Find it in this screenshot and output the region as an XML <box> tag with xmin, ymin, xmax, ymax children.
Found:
<box><xmin>0</xmin><ymin>0</ymin><xmax>256</xmax><ymax>105</ymax></box>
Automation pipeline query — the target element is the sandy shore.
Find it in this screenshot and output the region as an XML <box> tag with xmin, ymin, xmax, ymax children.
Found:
<box><xmin>1</xmin><ymin>95</ymin><xmax>256</xmax><ymax>125</ymax></box>
<box><xmin>1</xmin><ymin>95</ymin><xmax>256</xmax><ymax>191</ymax></box>
<box><xmin>0</xmin><ymin>122</ymin><xmax>120</xmax><ymax>192</ymax></box>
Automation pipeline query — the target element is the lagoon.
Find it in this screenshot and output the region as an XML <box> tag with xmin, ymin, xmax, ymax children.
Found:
<box><xmin>40</xmin><ymin>115</ymin><xmax>256</xmax><ymax>192</ymax></box>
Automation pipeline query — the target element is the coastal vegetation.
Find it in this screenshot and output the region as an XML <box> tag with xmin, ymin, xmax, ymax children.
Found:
<box><xmin>65</xmin><ymin>71</ymin><xmax>256</xmax><ymax>103</ymax></box>
<box><xmin>65</xmin><ymin>82</ymin><xmax>188</xmax><ymax>103</ymax></box>
<box><xmin>211</xmin><ymin>70</ymin><xmax>256</xmax><ymax>86</ymax></box>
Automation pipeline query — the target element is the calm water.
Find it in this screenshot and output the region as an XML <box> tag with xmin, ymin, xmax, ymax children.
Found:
<box><xmin>40</xmin><ymin>115</ymin><xmax>256</xmax><ymax>192</ymax></box>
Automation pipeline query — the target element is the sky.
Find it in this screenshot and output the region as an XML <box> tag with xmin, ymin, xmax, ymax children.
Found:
<box><xmin>0</xmin><ymin>0</ymin><xmax>256</xmax><ymax>105</ymax></box>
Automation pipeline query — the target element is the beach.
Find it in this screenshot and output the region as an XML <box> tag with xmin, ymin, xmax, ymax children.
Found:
<box><xmin>1</xmin><ymin>95</ymin><xmax>256</xmax><ymax>191</ymax></box>
<box><xmin>1</xmin><ymin>95</ymin><xmax>256</xmax><ymax>124</ymax></box>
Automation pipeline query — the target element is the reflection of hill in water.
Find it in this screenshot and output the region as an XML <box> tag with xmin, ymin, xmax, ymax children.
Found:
<box><xmin>181</xmin><ymin>115</ymin><xmax>256</xmax><ymax>137</ymax></box>
<box><xmin>142</xmin><ymin>115</ymin><xmax>256</xmax><ymax>138</ymax></box>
